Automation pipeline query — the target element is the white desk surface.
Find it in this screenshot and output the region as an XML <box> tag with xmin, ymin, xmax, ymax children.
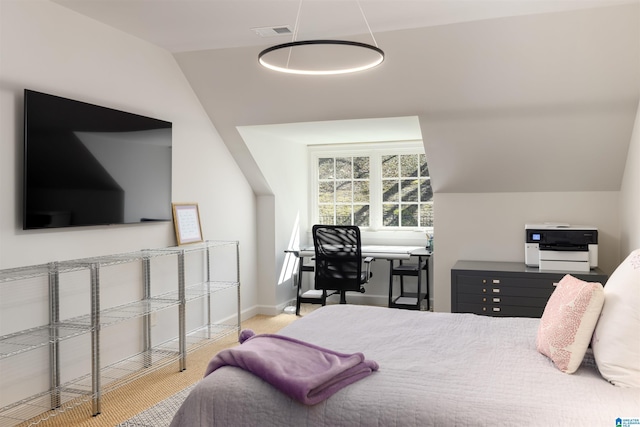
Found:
<box><xmin>291</xmin><ymin>245</ymin><xmax>431</xmax><ymax>260</ymax></box>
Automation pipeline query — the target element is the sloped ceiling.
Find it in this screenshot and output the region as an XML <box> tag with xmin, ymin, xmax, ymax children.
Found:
<box><xmin>174</xmin><ymin>3</ymin><xmax>639</xmax><ymax>194</ymax></box>
<box><xmin>53</xmin><ymin>0</ymin><xmax>640</xmax><ymax>195</ymax></box>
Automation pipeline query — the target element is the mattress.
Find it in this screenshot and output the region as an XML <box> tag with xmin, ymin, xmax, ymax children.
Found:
<box><xmin>170</xmin><ymin>305</ymin><xmax>640</xmax><ymax>426</ymax></box>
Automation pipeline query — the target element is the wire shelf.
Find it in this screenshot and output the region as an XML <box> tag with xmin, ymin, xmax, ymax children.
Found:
<box><xmin>182</xmin><ymin>323</ymin><xmax>239</xmax><ymax>352</ymax></box>
<box><xmin>161</xmin><ymin>240</ymin><xmax>238</xmax><ymax>253</ymax></box>
<box><xmin>182</xmin><ymin>281</ymin><xmax>239</xmax><ymax>302</ymax></box>
<box><xmin>0</xmin><ymin>324</ymin><xmax>89</xmax><ymax>360</ymax></box>
<box><xmin>0</xmin><ymin>265</ymin><xmax>51</xmax><ymax>284</ymax></box>
<box><xmin>64</xmin><ymin>298</ymin><xmax>180</xmax><ymax>329</ymax></box>
<box><xmin>0</xmin><ymin>240</ymin><xmax>240</xmax><ymax>427</ymax></box>
<box><xmin>0</xmin><ymin>378</ymin><xmax>94</xmax><ymax>427</ymax></box>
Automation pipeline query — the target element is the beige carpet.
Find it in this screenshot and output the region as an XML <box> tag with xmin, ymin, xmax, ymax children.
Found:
<box><xmin>21</xmin><ymin>309</ymin><xmax>308</xmax><ymax>427</ymax></box>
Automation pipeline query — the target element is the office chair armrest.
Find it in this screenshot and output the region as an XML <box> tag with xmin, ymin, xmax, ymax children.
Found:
<box><xmin>363</xmin><ymin>256</ymin><xmax>374</xmax><ymax>281</ymax></box>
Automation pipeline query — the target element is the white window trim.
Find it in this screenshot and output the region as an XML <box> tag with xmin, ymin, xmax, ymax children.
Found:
<box><xmin>309</xmin><ymin>141</ymin><xmax>433</xmax><ymax>242</ymax></box>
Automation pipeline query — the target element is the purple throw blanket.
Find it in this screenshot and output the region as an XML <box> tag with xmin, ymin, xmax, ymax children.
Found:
<box><xmin>204</xmin><ymin>329</ymin><xmax>379</xmax><ymax>405</ymax></box>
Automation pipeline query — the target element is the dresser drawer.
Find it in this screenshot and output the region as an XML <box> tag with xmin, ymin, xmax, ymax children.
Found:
<box><xmin>456</xmin><ymin>293</ymin><xmax>549</xmax><ymax>308</ymax></box>
<box><xmin>456</xmin><ymin>274</ymin><xmax>557</xmax><ymax>289</ymax></box>
<box><xmin>458</xmin><ymin>303</ymin><xmax>544</xmax><ymax>318</ymax></box>
<box><xmin>456</xmin><ymin>281</ymin><xmax>555</xmax><ymax>299</ymax></box>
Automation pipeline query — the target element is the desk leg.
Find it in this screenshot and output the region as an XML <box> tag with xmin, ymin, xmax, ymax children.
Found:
<box><xmin>295</xmin><ymin>256</ymin><xmax>304</xmax><ymax>316</ymax></box>
<box><xmin>423</xmin><ymin>256</ymin><xmax>430</xmax><ymax>311</ymax></box>
<box><xmin>417</xmin><ymin>256</ymin><xmax>422</xmax><ymax>310</ymax></box>
<box><xmin>388</xmin><ymin>260</ymin><xmax>394</xmax><ymax>307</ymax></box>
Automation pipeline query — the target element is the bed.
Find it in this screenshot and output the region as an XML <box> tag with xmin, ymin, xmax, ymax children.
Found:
<box><xmin>169</xmin><ymin>304</ymin><xmax>640</xmax><ymax>426</ymax></box>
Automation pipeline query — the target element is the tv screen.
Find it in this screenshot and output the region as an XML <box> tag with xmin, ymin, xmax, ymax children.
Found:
<box><xmin>23</xmin><ymin>89</ymin><xmax>172</xmax><ymax>230</ymax></box>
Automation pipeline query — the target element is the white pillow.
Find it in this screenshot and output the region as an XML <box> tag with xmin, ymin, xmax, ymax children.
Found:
<box><xmin>591</xmin><ymin>248</ymin><xmax>640</xmax><ymax>387</ymax></box>
<box><xmin>536</xmin><ymin>274</ymin><xmax>604</xmax><ymax>374</ymax></box>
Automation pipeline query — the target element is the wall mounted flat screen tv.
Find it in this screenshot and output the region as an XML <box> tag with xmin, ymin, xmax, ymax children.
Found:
<box><xmin>23</xmin><ymin>89</ymin><xmax>172</xmax><ymax>230</ymax></box>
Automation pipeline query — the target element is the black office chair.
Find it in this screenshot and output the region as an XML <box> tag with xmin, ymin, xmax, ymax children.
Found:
<box><xmin>312</xmin><ymin>224</ymin><xmax>373</xmax><ymax>305</ymax></box>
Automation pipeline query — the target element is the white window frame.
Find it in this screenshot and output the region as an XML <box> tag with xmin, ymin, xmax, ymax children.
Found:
<box><xmin>309</xmin><ymin>141</ymin><xmax>433</xmax><ymax>241</ymax></box>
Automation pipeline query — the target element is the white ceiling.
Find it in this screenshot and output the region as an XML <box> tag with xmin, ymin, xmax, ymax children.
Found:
<box><xmin>53</xmin><ymin>0</ymin><xmax>634</xmax><ymax>52</ymax></box>
<box><xmin>51</xmin><ymin>0</ymin><xmax>640</xmax><ymax>195</ymax></box>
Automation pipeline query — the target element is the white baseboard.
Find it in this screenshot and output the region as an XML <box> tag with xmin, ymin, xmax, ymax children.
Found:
<box><xmin>245</xmin><ymin>294</ymin><xmax>436</xmax><ymax>317</ymax></box>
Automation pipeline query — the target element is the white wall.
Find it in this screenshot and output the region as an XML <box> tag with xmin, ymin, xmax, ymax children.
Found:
<box><xmin>432</xmin><ymin>191</ymin><xmax>620</xmax><ymax>312</ymax></box>
<box><xmin>0</xmin><ymin>0</ymin><xmax>256</xmax><ymax>307</ymax></box>
<box><xmin>0</xmin><ymin>1</ymin><xmax>258</xmax><ymax>310</ymax></box>
<box><xmin>239</xmin><ymin>127</ymin><xmax>310</xmax><ymax>313</ymax></box>
<box><xmin>0</xmin><ymin>0</ymin><xmax>260</xmax><ymax>414</ymax></box>
<box><xmin>620</xmin><ymin>100</ymin><xmax>640</xmax><ymax>256</ymax></box>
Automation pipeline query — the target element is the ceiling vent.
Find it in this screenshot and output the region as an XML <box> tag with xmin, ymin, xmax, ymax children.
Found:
<box><xmin>252</xmin><ymin>26</ymin><xmax>293</xmax><ymax>37</ymax></box>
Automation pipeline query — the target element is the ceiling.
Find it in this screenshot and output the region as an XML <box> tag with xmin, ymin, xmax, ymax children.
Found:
<box><xmin>52</xmin><ymin>0</ymin><xmax>633</xmax><ymax>53</ymax></box>
<box><xmin>52</xmin><ymin>0</ymin><xmax>640</xmax><ymax>195</ymax></box>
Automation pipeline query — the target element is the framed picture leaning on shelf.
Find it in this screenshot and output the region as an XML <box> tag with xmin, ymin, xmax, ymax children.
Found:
<box><xmin>172</xmin><ymin>203</ymin><xmax>203</xmax><ymax>245</ymax></box>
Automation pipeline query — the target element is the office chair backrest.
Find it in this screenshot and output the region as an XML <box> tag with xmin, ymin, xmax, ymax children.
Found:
<box><xmin>312</xmin><ymin>225</ymin><xmax>363</xmax><ymax>292</ymax></box>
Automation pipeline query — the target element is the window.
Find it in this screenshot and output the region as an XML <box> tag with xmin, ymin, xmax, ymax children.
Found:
<box><xmin>381</xmin><ymin>154</ymin><xmax>433</xmax><ymax>227</ymax></box>
<box><xmin>311</xmin><ymin>143</ymin><xmax>433</xmax><ymax>230</ymax></box>
<box><xmin>317</xmin><ymin>156</ymin><xmax>370</xmax><ymax>226</ymax></box>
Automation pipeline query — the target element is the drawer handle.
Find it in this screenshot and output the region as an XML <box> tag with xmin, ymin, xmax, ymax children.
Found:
<box><xmin>493</xmin><ymin>297</ymin><xmax>500</xmax><ymax>303</ymax></box>
<box><xmin>482</xmin><ymin>297</ymin><xmax>487</xmax><ymax>302</ymax></box>
<box><xmin>553</xmin><ymin>282</ymin><xmax>560</xmax><ymax>287</ymax></box>
<box><xmin>492</xmin><ymin>279</ymin><xmax>500</xmax><ymax>284</ymax></box>
<box><xmin>492</xmin><ymin>288</ymin><xmax>500</xmax><ymax>293</ymax></box>
<box><xmin>482</xmin><ymin>288</ymin><xmax>487</xmax><ymax>293</ymax></box>
<box><xmin>482</xmin><ymin>307</ymin><xmax>487</xmax><ymax>311</ymax></box>
<box><xmin>493</xmin><ymin>307</ymin><xmax>501</xmax><ymax>312</ymax></box>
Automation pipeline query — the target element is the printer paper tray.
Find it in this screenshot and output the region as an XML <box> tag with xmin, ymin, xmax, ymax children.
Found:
<box><xmin>539</xmin><ymin>259</ymin><xmax>590</xmax><ymax>272</ymax></box>
<box><xmin>539</xmin><ymin>250</ymin><xmax>589</xmax><ymax>262</ymax></box>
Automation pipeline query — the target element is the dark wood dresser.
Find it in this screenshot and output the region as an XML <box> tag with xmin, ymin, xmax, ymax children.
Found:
<box><xmin>451</xmin><ymin>260</ymin><xmax>608</xmax><ymax>318</ymax></box>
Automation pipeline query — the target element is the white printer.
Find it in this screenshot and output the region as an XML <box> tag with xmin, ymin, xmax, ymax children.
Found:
<box><xmin>525</xmin><ymin>224</ymin><xmax>598</xmax><ymax>272</ymax></box>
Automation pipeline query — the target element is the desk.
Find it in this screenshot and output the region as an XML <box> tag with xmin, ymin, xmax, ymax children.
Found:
<box><xmin>287</xmin><ymin>245</ymin><xmax>432</xmax><ymax>314</ymax></box>
<box><xmin>291</xmin><ymin>245</ymin><xmax>429</xmax><ymax>259</ymax></box>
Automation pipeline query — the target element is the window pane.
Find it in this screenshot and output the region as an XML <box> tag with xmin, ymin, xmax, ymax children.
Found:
<box><xmin>353</xmin><ymin>157</ymin><xmax>369</xmax><ymax>179</ymax></box>
<box><xmin>382</xmin><ymin>155</ymin><xmax>398</xmax><ymax>178</ymax></box>
<box><xmin>401</xmin><ymin>205</ymin><xmax>418</xmax><ymax>227</ymax></box>
<box><xmin>353</xmin><ymin>181</ymin><xmax>369</xmax><ymax>203</ymax></box>
<box><xmin>420</xmin><ymin>204</ymin><xmax>434</xmax><ymax>227</ymax></box>
<box><xmin>420</xmin><ymin>154</ymin><xmax>429</xmax><ymax>177</ymax></box>
<box><xmin>420</xmin><ymin>178</ymin><xmax>433</xmax><ymax>202</ymax></box>
<box><xmin>318</xmin><ymin>158</ymin><xmax>334</xmax><ymax>179</ymax></box>
<box><xmin>318</xmin><ymin>205</ymin><xmax>334</xmax><ymax>224</ymax></box>
<box><xmin>335</xmin><ymin>181</ymin><xmax>352</xmax><ymax>203</ymax></box>
<box><xmin>335</xmin><ymin>157</ymin><xmax>352</xmax><ymax>180</ymax></box>
<box><xmin>318</xmin><ymin>182</ymin><xmax>334</xmax><ymax>203</ymax></box>
<box><xmin>354</xmin><ymin>205</ymin><xmax>369</xmax><ymax>227</ymax></box>
<box><xmin>382</xmin><ymin>180</ymin><xmax>398</xmax><ymax>202</ymax></box>
<box><xmin>336</xmin><ymin>205</ymin><xmax>352</xmax><ymax>225</ymax></box>
<box><xmin>401</xmin><ymin>179</ymin><xmax>418</xmax><ymax>202</ymax></box>
<box><xmin>400</xmin><ymin>154</ymin><xmax>418</xmax><ymax>177</ymax></box>
<box><xmin>383</xmin><ymin>204</ymin><xmax>399</xmax><ymax>226</ymax></box>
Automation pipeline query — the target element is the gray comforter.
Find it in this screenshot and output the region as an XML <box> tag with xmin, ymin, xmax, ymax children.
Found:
<box><xmin>170</xmin><ymin>304</ymin><xmax>640</xmax><ymax>426</ymax></box>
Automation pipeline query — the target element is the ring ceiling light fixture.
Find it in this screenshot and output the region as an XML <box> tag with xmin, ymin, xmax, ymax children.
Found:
<box><xmin>258</xmin><ymin>1</ymin><xmax>384</xmax><ymax>75</ymax></box>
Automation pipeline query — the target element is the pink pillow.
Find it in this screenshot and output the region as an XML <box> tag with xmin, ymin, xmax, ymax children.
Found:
<box><xmin>536</xmin><ymin>274</ymin><xmax>604</xmax><ymax>373</ymax></box>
